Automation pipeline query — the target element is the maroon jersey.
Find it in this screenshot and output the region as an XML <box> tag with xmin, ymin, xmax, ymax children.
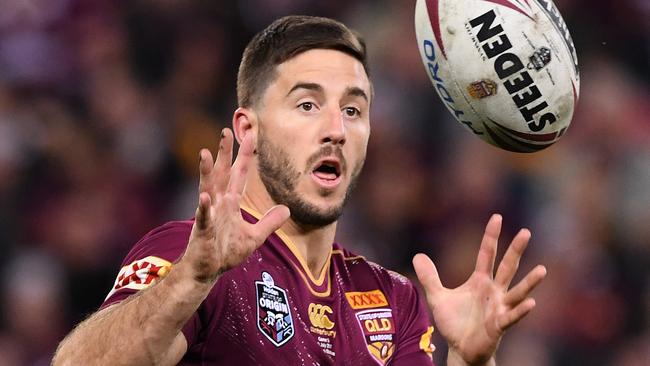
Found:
<box><xmin>103</xmin><ymin>208</ymin><xmax>435</xmax><ymax>365</ymax></box>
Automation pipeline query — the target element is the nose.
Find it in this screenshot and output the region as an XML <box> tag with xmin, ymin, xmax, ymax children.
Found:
<box><xmin>321</xmin><ymin>108</ymin><xmax>346</xmax><ymax>146</ymax></box>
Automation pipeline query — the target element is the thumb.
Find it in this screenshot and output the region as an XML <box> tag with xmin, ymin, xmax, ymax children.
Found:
<box><xmin>253</xmin><ymin>205</ymin><xmax>291</xmax><ymax>243</ymax></box>
<box><xmin>413</xmin><ymin>253</ymin><xmax>443</xmax><ymax>299</ymax></box>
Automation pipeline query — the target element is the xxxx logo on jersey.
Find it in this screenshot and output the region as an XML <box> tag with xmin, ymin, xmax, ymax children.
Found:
<box><xmin>345</xmin><ymin>290</ymin><xmax>388</xmax><ymax>310</ymax></box>
<box><xmin>105</xmin><ymin>256</ymin><xmax>171</xmax><ymax>300</ymax></box>
<box><xmin>355</xmin><ymin>309</ymin><xmax>395</xmax><ymax>365</ymax></box>
<box><xmin>256</xmin><ymin>271</ymin><xmax>294</xmax><ymax>347</ymax></box>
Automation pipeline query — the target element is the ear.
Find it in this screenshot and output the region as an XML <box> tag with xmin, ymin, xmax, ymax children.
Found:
<box><xmin>232</xmin><ymin>107</ymin><xmax>257</xmax><ymax>145</ymax></box>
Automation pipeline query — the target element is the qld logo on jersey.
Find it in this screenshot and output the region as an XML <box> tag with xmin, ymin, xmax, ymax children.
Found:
<box><xmin>355</xmin><ymin>309</ymin><xmax>395</xmax><ymax>365</ymax></box>
<box><xmin>256</xmin><ymin>271</ymin><xmax>294</xmax><ymax>347</ymax></box>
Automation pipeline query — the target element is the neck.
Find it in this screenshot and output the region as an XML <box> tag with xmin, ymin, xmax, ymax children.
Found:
<box><xmin>242</xmin><ymin>171</ymin><xmax>337</xmax><ymax>279</ymax></box>
<box><xmin>281</xmin><ymin>218</ymin><xmax>337</xmax><ymax>277</ymax></box>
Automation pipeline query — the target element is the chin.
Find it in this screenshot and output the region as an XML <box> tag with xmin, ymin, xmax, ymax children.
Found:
<box><xmin>311</xmin><ymin>190</ymin><xmax>347</xmax><ymax>208</ymax></box>
<box><xmin>288</xmin><ymin>196</ymin><xmax>346</xmax><ymax>227</ymax></box>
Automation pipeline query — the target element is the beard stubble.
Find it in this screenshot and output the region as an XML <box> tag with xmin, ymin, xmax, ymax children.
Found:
<box><xmin>256</xmin><ymin>126</ymin><xmax>363</xmax><ymax>228</ymax></box>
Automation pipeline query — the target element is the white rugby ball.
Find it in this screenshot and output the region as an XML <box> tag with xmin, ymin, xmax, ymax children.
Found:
<box><xmin>415</xmin><ymin>0</ymin><xmax>579</xmax><ymax>152</ymax></box>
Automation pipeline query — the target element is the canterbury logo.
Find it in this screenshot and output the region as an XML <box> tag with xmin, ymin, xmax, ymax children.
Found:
<box><xmin>308</xmin><ymin>303</ymin><xmax>335</xmax><ymax>330</ymax></box>
<box><xmin>345</xmin><ymin>290</ymin><xmax>388</xmax><ymax>309</ymax></box>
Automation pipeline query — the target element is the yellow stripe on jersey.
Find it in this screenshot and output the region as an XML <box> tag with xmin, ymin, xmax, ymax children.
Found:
<box><xmin>332</xmin><ymin>249</ymin><xmax>365</xmax><ymax>261</ymax></box>
<box><xmin>241</xmin><ymin>205</ymin><xmax>332</xmax><ymax>296</ymax></box>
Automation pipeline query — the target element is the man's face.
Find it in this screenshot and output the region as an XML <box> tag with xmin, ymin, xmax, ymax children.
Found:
<box><xmin>255</xmin><ymin>49</ymin><xmax>371</xmax><ymax>227</ymax></box>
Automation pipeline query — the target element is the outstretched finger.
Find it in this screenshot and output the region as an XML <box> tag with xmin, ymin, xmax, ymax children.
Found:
<box><xmin>474</xmin><ymin>214</ymin><xmax>502</xmax><ymax>276</ymax></box>
<box><xmin>252</xmin><ymin>205</ymin><xmax>291</xmax><ymax>245</ymax></box>
<box><xmin>195</xmin><ymin>192</ymin><xmax>213</xmax><ymax>231</ymax></box>
<box><xmin>495</xmin><ymin>228</ymin><xmax>531</xmax><ymax>288</ymax></box>
<box><xmin>413</xmin><ymin>253</ymin><xmax>443</xmax><ymax>300</ymax></box>
<box><xmin>227</xmin><ymin>132</ymin><xmax>255</xmax><ymax>195</ymax></box>
<box><xmin>198</xmin><ymin>149</ymin><xmax>216</xmax><ymax>199</ymax></box>
<box><xmin>497</xmin><ymin>298</ymin><xmax>536</xmax><ymax>331</ymax></box>
<box><xmin>505</xmin><ymin>265</ymin><xmax>547</xmax><ymax>306</ymax></box>
<box><xmin>214</xmin><ymin>129</ymin><xmax>234</xmax><ymax>195</ymax></box>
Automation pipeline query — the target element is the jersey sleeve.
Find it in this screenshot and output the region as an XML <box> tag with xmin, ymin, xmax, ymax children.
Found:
<box><xmin>389</xmin><ymin>272</ymin><xmax>436</xmax><ymax>366</ymax></box>
<box><xmin>100</xmin><ymin>220</ymin><xmax>202</xmax><ymax>347</ymax></box>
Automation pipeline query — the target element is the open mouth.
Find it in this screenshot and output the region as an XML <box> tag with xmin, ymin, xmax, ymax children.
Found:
<box><xmin>311</xmin><ymin>159</ymin><xmax>342</xmax><ymax>187</ymax></box>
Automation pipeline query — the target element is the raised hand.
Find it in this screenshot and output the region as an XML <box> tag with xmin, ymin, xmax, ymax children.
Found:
<box><xmin>182</xmin><ymin>129</ymin><xmax>290</xmax><ymax>283</ymax></box>
<box><xmin>413</xmin><ymin>214</ymin><xmax>547</xmax><ymax>365</ymax></box>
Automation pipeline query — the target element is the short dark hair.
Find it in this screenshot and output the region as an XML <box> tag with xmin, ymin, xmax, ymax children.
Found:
<box><xmin>237</xmin><ymin>15</ymin><xmax>369</xmax><ymax>108</ymax></box>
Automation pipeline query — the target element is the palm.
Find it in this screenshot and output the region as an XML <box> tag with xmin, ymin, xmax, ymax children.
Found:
<box><xmin>413</xmin><ymin>215</ymin><xmax>546</xmax><ymax>365</ymax></box>
<box><xmin>430</xmin><ymin>271</ymin><xmax>506</xmax><ymax>362</ymax></box>
<box><xmin>184</xmin><ymin>129</ymin><xmax>289</xmax><ymax>283</ymax></box>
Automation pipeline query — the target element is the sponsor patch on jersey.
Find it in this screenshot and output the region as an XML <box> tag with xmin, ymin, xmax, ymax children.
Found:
<box><xmin>345</xmin><ymin>290</ymin><xmax>388</xmax><ymax>310</ymax></box>
<box><xmin>419</xmin><ymin>326</ymin><xmax>436</xmax><ymax>357</ymax></box>
<box><xmin>105</xmin><ymin>256</ymin><xmax>172</xmax><ymax>300</ymax></box>
<box><xmin>308</xmin><ymin>303</ymin><xmax>336</xmax><ymax>333</ymax></box>
<box><xmin>355</xmin><ymin>309</ymin><xmax>395</xmax><ymax>365</ymax></box>
<box><xmin>256</xmin><ymin>271</ymin><xmax>294</xmax><ymax>347</ymax></box>
<box><xmin>308</xmin><ymin>303</ymin><xmax>336</xmax><ymax>356</ymax></box>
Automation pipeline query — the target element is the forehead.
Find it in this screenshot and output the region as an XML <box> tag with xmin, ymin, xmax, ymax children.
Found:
<box><xmin>269</xmin><ymin>49</ymin><xmax>371</xmax><ymax>97</ymax></box>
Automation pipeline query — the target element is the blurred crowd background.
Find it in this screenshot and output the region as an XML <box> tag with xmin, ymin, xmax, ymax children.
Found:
<box><xmin>0</xmin><ymin>0</ymin><xmax>647</xmax><ymax>365</ymax></box>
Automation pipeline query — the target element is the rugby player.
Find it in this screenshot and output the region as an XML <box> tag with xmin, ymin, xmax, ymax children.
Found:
<box><xmin>53</xmin><ymin>15</ymin><xmax>546</xmax><ymax>365</ymax></box>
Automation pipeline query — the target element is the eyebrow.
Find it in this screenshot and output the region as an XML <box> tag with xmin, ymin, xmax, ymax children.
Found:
<box><xmin>286</xmin><ymin>82</ymin><xmax>369</xmax><ymax>102</ymax></box>
<box><xmin>286</xmin><ymin>82</ymin><xmax>323</xmax><ymax>97</ymax></box>
<box><xmin>344</xmin><ymin>86</ymin><xmax>369</xmax><ymax>102</ymax></box>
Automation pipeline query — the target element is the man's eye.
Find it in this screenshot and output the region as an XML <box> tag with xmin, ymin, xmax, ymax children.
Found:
<box><xmin>300</xmin><ymin>102</ymin><xmax>314</xmax><ymax>111</ymax></box>
<box><xmin>344</xmin><ymin>107</ymin><xmax>360</xmax><ymax>117</ymax></box>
